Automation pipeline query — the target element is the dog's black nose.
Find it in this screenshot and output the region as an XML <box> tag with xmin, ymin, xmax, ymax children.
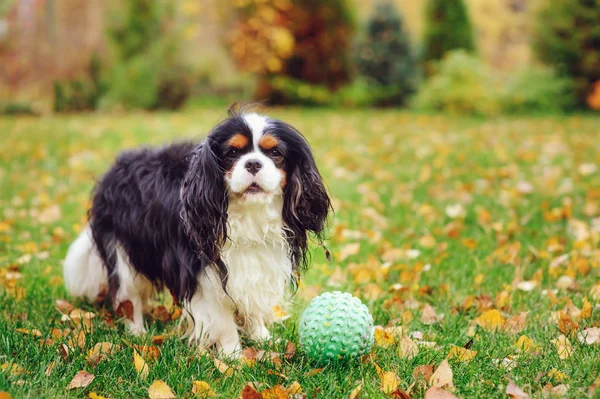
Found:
<box><xmin>244</xmin><ymin>159</ymin><xmax>263</xmax><ymax>175</ymax></box>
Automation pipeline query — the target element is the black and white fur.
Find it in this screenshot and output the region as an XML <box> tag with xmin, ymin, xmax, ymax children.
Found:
<box><xmin>63</xmin><ymin>109</ymin><xmax>331</xmax><ymax>356</ymax></box>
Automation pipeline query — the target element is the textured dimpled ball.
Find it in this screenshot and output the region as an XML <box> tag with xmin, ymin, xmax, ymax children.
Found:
<box><xmin>299</xmin><ymin>291</ymin><xmax>374</xmax><ymax>363</ymax></box>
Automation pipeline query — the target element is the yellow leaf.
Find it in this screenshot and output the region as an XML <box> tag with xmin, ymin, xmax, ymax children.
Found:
<box><xmin>475</xmin><ymin>309</ymin><xmax>505</xmax><ymax>331</ymax></box>
<box><xmin>429</xmin><ymin>360</ymin><xmax>454</xmax><ymax>390</ymax></box>
<box><xmin>348</xmin><ymin>381</ymin><xmax>363</xmax><ymax>399</ymax></box>
<box><xmin>514</xmin><ymin>335</ymin><xmax>539</xmax><ymax>354</ymax></box>
<box><xmin>213</xmin><ymin>358</ymin><xmax>233</xmax><ymax>376</ymax></box>
<box><xmin>581</xmin><ymin>297</ymin><xmax>592</xmax><ymax>320</ymax></box>
<box><xmin>192</xmin><ymin>381</ymin><xmax>216</xmax><ymax>397</ymax></box>
<box><xmin>66</xmin><ymin>370</ymin><xmax>95</xmax><ymax>390</ymax></box>
<box><xmin>87</xmin><ymin>342</ymin><xmax>118</xmax><ymax>365</ymax></box>
<box><xmin>398</xmin><ymin>336</ymin><xmax>419</xmax><ymax>360</ymax></box>
<box><xmin>286</xmin><ymin>381</ymin><xmax>302</xmax><ymax>395</ymax></box>
<box><xmin>374</xmin><ymin>327</ymin><xmax>395</xmax><ymax>348</ymax></box>
<box><xmin>548</xmin><ymin>368</ymin><xmax>567</xmax><ymax>382</ymax></box>
<box><xmin>261</xmin><ymin>385</ymin><xmax>289</xmax><ymax>399</ymax></box>
<box><xmin>134</xmin><ymin>350</ymin><xmax>149</xmax><ymax>379</ymax></box>
<box><xmin>148</xmin><ymin>380</ymin><xmax>175</xmax><ymax>399</ymax></box>
<box><xmin>552</xmin><ymin>334</ymin><xmax>573</xmax><ymax>360</ymax></box>
<box><xmin>88</xmin><ymin>393</ymin><xmax>107</xmax><ymax>399</ymax></box>
<box><xmin>446</xmin><ymin>346</ymin><xmax>477</xmax><ymax>362</ymax></box>
<box><xmin>380</xmin><ymin>371</ymin><xmax>400</xmax><ymax>394</ymax></box>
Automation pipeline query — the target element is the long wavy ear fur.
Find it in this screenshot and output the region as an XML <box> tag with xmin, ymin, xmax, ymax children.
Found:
<box><xmin>180</xmin><ymin>139</ymin><xmax>228</xmax><ymax>278</ymax></box>
<box><xmin>283</xmin><ymin>139</ymin><xmax>332</xmax><ymax>274</ymax></box>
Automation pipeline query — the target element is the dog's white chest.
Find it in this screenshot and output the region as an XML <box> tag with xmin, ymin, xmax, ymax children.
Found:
<box><xmin>219</xmin><ymin>198</ymin><xmax>291</xmax><ymax>321</ymax></box>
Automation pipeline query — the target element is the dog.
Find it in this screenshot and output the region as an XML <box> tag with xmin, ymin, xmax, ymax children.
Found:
<box><xmin>63</xmin><ymin>107</ymin><xmax>331</xmax><ymax>356</ymax></box>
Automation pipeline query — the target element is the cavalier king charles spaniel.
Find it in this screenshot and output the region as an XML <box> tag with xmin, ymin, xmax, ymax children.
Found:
<box><xmin>63</xmin><ymin>108</ymin><xmax>331</xmax><ymax>356</ymax></box>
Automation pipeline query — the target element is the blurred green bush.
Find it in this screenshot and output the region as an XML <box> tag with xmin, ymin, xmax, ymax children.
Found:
<box><xmin>354</xmin><ymin>2</ymin><xmax>418</xmax><ymax>106</ymax></box>
<box><xmin>422</xmin><ymin>0</ymin><xmax>475</xmax><ymax>69</ymax></box>
<box><xmin>413</xmin><ymin>50</ymin><xmax>574</xmax><ymax>116</ymax></box>
<box><xmin>533</xmin><ymin>0</ymin><xmax>600</xmax><ymax>109</ymax></box>
<box><xmin>53</xmin><ymin>0</ymin><xmax>192</xmax><ymax>112</ymax></box>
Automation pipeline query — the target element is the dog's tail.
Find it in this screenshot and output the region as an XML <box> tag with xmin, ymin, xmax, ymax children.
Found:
<box><xmin>63</xmin><ymin>225</ymin><xmax>109</xmax><ymax>301</ymax></box>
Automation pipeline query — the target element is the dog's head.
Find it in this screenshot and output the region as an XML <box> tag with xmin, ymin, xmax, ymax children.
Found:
<box><xmin>181</xmin><ymin>108</ymin><xmax>331</xmax><ymax>272</ymax></box>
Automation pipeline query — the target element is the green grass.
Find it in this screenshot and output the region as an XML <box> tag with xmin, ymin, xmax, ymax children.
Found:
<box><xmin>0</xmin><ymin>108</ymin><xmax>599</xmax><ymax>398</ymax></box>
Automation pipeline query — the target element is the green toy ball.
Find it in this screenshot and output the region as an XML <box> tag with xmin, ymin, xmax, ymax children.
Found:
<box><xmin>298</xmin><ymin>291</ymin><xmax>374</xmax><ymax>363</ymax></box>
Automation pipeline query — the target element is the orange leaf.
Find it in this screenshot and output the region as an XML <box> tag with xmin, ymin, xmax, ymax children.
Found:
<box><xmin>0</xmin><ymin>393</ymin><xmax>11</xmax><ymax>399</ymax></box>
<box><xmin>151</xmin><ymin>306</ymin><xmax>171</xmax><ymax>323</ymax></box>
<box><xmin>261</xmin><ymin>385</ymin><xmax>289</xmax><ymax>399</ymax></box>
<box><xmin>15</xmin><ymin>328</ymin><xmax>42</xmax><ymax>337</ymax></box>
<box><xmin>240</xmin><ymin>384</ymin><xmax>262</xmax><ymax>399</ymax></box>
<box><xmin>66</xmin><ymin>371</ymin><xmax>95</xmax><ymax>390</ymax></box>
<box><xmin>135</xmin><ymin>345</ymin><xmax>161</xmax><ymax>361</ymax></box>
<box><xmin>348</xmin><ymin>381</ymin><xmax>363</xmax><ymax>399</ymax></box>
<box><xmin>116</xmin><ymin>300</ymin><xmax>134</xmax><ymax>321</ymax></box>
<box><xmin>148</xmin><ymin>380</ymin><xmax>175</xmax><ymax>399</ymax></box>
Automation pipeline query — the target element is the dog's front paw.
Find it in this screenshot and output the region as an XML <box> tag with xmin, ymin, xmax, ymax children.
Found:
<box><xmin>249</xmin><ymin>323</ymin><xmax>271</xmax><ymax>342</ymax></box>
<box><xmin>127</xmin><ymin>321</ymin><xmax>148</xmax><ymax>336</ymax></box>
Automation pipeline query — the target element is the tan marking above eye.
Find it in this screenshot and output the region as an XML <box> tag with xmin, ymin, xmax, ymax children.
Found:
<box><xmin>259</xmin><ymin>134</ymin><xmax>279</xmax><ymax>150</ymax></box>
<box><xmin>228</xmin><ymin>134</ymin><xmax>249</xmax><ymax>149</ymax></box>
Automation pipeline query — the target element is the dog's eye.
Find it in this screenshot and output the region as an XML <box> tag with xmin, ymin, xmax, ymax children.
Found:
<box><xmin>270</xmin><ymin>149</ymin><xmax>282</xmax><ymax>157</ymax></box>
<box><xmin>228</xmin><ymin>148</ymin><xmax>238</xmax><ymax>157</ymax></box>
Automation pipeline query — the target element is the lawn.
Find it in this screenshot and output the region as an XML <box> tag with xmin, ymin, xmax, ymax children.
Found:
<box><xmin>0</xmin><ymin>108</ymin><xmax>599</xmax><ymax>399</ymax></box>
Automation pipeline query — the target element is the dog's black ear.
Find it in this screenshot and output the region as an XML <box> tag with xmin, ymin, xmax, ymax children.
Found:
<box><xmin>180</xmin><ymin>139</ymin><xmax>228</xmax><ymax>267</ymax></box>
<box><xmin>283</xmin><ymin>139</ymin><xmax>332</xmax><ymax>272</ymax></box>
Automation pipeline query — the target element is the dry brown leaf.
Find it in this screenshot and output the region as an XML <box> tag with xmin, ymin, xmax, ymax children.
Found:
<box><xmin>213</xmin><ymin>358</ymin><xmax>234</xmax><ymax>376</ymax></box>
<box><xmin>399</xmin><ymin>336</ymin><xmax>419</xmax><ymax>360</ymax></box>
<box><xmin>505</xmin><ymin>312</ymin><xmax>528</xmax><ymax>334</ymax></box>
<box><xmin>446</xmin><ymin>346</ymin><xmax>477</xmax><ymax>362</ymax></box>
<box><xmin>380</xmin><ymin>371</ymin><xmax>401</xmax><ymax>394</ymax></box>
<box><xmin>240</xmin><ymin>384</ymin><xmax>262</xmax><ymax>399</ymax></box>
<box><xmin>148</xmin><ymin>380</ymin><xmax>175</xmax><ymax>399</ymax></box>
<box><xmin>474</xmin><ymin>309</ymin><xmax>505</xmax><ymax>331</ymax></box>
<box><xmin>151</xmin><ymin>306</ymin><xmax>171</xmax><ymax>323</ymax></box>
<box><xmin>552</xmin><ymin>335</ymin><xmax>573</xmax><ymax>360</ymax></box>
<box><xmin>44</xmin><ymin>361</ymin><xmax>56</xmax><ymax>377</ymax></box>
<box><xmin>375</xmin><ymin>327</ymin><xmax>395</xmax><ymax>348</ymax></box>
<box><xmin>66</xmin><ymin>370</ymin><xmax>95</xmax><ymax>390</ymax></box>
<box><xmin>506</xmin><ymin>379</ymin><xmax>528</xmax><ymax>398</ymax></box>
<box><xmin>116</xmin><ymin>300</ymin><xmax>134</xmax><ymax>321</ymax></box>
<box><xmin>429</xmin><ymin>360</ymin><xmax>453</xmax><ymax>390</ymax></box>
<box><xmin>285</xmin><ymin>341</ymin><xmax>296</xmax><ymax>360</ymax></box>
<box><xmin>151</xmin><ymin>335</ymin><xmax>169</xmax><ymax>345</ymax></box>
<box><xmin>135</xmin><ymin>345</ymin><xmax>160</xmax><ymax>361</ymax></box>
<box><xmin>67</xmin><ymin>330</ymin><xmax>86</xmax><ymax>350</ymax></box>
<box><xmin>56</xmin><ymin>299</ymin><xmax>74</xmax><ymax>314</ymax></box>
<box><xmin>424</xmin><ymin>387</ymin><xmax>459</xmax><ymax>399</ymax></box>
<box><xmin>421</xmin><ymin>304</ymin><xmax>439</xmax><ymax>325</ymax></box>
<box><xmin>557</xmin><ymin>312</ymin><xmax>578</xmax><ymax>335</ymax></box>
<box><xmin>261</xmin><ymin>385</ymin><xmax>289</xmax><ymax>399</ymax></box>
<box><xmin>413</xmin><ymin>364</ymin><xmax>435</xmax><ymax>381</ymax></box>
<box><xmin>192</xmin><ymin>381</ymin><xmax>216</xmax><ymax>397</ymax></box>
<box><xmin>134</xmin><ymin>350</ymin><xmax>149</xmax><ymax>379</ymax></box>
<box><xmin>87</xmin><ymin>342</ymin><xmax>118</xmax><ymax>365</ymax></box>
<box><xmin>15</xmin><ymin>328</ymin><xmax>42</xmax><ymax>337</ymax></box>
<box><xmin>348</xmin><ymin>381</ymin><xmax>363</xmax><ymax>399</ymax></box>
<box><xmin>578</xmin><ymin>327</ymin><xmax>600</xmax><ymax>345</ymax></box>
<box><xmin>308</xmin><ymin>368</ymin><xmax>324</xmax><ymax>377</ymax></box>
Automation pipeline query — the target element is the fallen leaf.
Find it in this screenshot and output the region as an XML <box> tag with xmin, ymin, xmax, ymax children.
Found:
<box><xmin>399</xmin><ymin>336</ymin><xmax>419</xmax><ymax>360</ymax></box>
<box><xmin>56</xmin><ymin>299</ymin><xmax>74</xmax><ymax>314</ymax></box>
<box><xmin>429</xmin><ymin>360</ymin><xmax>453</xmax><ymax>390</ymax></box>
<box><xmin>578</xmin><ymin>327</ymin><xmax>600</xmax><ymax>345</ymax></box>
<box><xmin>548</xmin><ymin>368</ymin><xmax>567</xmax><ymax>382</ymax></box>
<box><xmin>151</xmin><ymin>335</ymin><xmax>169</xmax><ymax>345</ymax></box>
<box><xmin>580</xmin><ymin>297</ymin><xmax>592</xmax><ymax>320</ymax></box>
<box><xmin>87</xmin><ymin>342</ymin><xmax>118</xmax><ymax>365</ymax></box>
<box><xmin>515</xmin><ymin>335</ymin><xmax>539</xmax><ymax>354</ymax></box>
<box><xmin>308</xmin><ymin>368</ymin><xmax>324</xmax><ymax>376</ymax></box>
<box><xmin>380</xmin><ymin>371</ymin><xmax>400</xmax><ymax>394</ymax></box>
<box><xmin>474</xmin><ymin>309</ymin><xmax>505</xmax><ymax>331</ymax></box>
<box><xmin>67</xmin><ymin>329</ymin><xmax>86</xmax><ymax>349</ymax></box>
<box><xmin>285</xmin><ymin>341</ymin><xmax>296</xmax><ymax>360</ymax></box>
<box><xmin>66</xmin><ymin>370</ymin><xmax>95</xmax><ymax>390</ymax></box>
<box><xmin>135</xmin><ymin>345</ymin><xmax>160</xmax><ymax>361</ymax></box>
<box><xmin>446</xmin><ymin>345</ymin><xmax>477</xmax><ymax>362</ymax></box>
<box><xmin>148</xmin><ymin>380</ymin><xmax>175</xmax><ymax>399</ymax></box>
<box><xmin>134</xmin><ymin>350</ymin><xmax>149</xmax><ymax>379</ymax></box>
<box><xmin>552</xmin><ymin>334</ymin><xmax>573</xmax><ymax>360</ymax></box>
<box><xmin>116</xmin><ymin>301</ymin><xmax>134</xmax><ymax>321</ymax></box>
<box><xmin>413</xmin><ymin>364</ymin><xmax>435</xmax><ymax>381</ymax></box>
<box><xmin>421</xmin><ymin>304</ymin><xmax>439</xmax><ymax>325</ymax></box>
<box><xmin>261</xmin><ymin>385</ymin><xmax>289</xmax><ymax>399</ymax></box>
<box><xmin>213</xmin><ymin>357</ymin><xmax>233</xmax><ymax>376</ymax></box>
<box><xmin>338</xmin><ymin>243</ymin><xmax>360</xmax><ymax>261</ymax></box>
<box><xmin>348</xmin><ymin>381</ymin><xmax>363</xmax><ymax>399</ymax></box>
<box><xmin>192</xmin><ymin>381</ymin><xmax>216</xmax><ymax>397</ymax></box>
<box><xmin>240</xmin><ymin>384</ymin><xmax>262</xmax><ymax>399</ymax></box>
<box><xmin>516</xmin><ymin>281</ymin><xmax>537</xmax><ymax>292</ymax></box>
<box><xmin>506</xmin><ymin>379</ymin><xmax>528</xmax><ymax>398</ymax></box>
<box><xmin>151</xmin><ymin>306</ymin><xmax>171</xmax><ymax>323</ymax></box>
<box><xmin>505</xmin><ymin>312</ymin><xmax>528</xmax><ymax>334</ymax></box>
<box><xmin>0</xmin><ymin>393</ymin><xmax>11</xmax><ymax>399</ymax></box>
<box><xmin>375</xmin><ymin>327</ymin><xmax>395</xmax><ymax>348</ymax></box>
<box><xmin>286</xmin><ymin>381</ymin><xmax>302</xmax><ymax>395</ymax></box>
<box><xmin>424</xmin><ymin>387</ymin><xmax>459</xmax><ymax>399</ymax></box>
<box><xmin>15</xmin><ymin>328</ymin><xmax>42</xmax><ymax>337</ymax></box>
<box><xmin>88</xmin><ymin>393</ymin><xmax>107</xmax><ymax>399</ymax></box>
<box><xmin>45</xmin><ymin>361</ymin><xmax>56</xmax><ymax>377</ymax></box>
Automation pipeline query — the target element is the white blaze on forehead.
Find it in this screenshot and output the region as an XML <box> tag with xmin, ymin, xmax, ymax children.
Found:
<box><xmin>242</xmin><ymin>113</ymin><xmax>270</xmax><ymax>150</ymax></box>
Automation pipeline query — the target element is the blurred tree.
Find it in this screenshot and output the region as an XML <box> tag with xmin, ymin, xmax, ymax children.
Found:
<box><xmin>422</xmin><ymin>0</ymin><xmax>475</xmax><ymax>68</ymax></box>
<box><xmin>354</xmin><ymin>2</ymin><xmax>417</xmax><ymax>105</ymax></box>
<box><xmin>227</xmin><ymin>0</ymin><xmax>355</xmax><ymax>103</ymax></box>
<box><xmin>533</xmin><ymin>0</ymin><xmax>600</xmax><ymax>109</ymax></box>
